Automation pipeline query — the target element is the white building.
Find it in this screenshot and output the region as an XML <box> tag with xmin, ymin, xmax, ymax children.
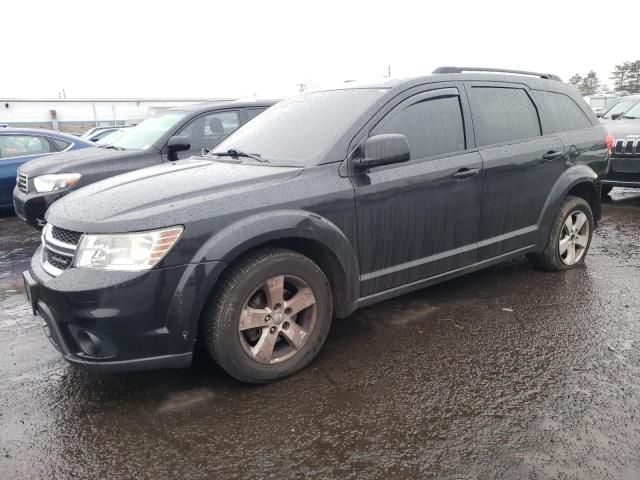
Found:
<box><xmin>0</xmin><ymin>97</ymin><xmax>234</xmax><ymax>133</ymax></box>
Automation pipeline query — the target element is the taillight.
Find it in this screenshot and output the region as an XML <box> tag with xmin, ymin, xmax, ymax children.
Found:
<box><xmin>605</xmin><ymin>133</ymin><xmax>614</xmax><ymax>154</ymax></box>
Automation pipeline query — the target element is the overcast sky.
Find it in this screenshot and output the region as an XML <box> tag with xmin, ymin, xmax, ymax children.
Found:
<box><xmin>4</xmin><ymin>0</ymin><xmax>638</xmax><ymax>99</ymax></box>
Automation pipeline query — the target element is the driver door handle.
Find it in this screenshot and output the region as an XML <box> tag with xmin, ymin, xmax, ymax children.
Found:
<box><xmin>452</xmin><ymin>168</ymin><xmax>479</xmax><ymax>179</ymax></box>
<box><xmin>542</xmin><ymin>151</ymin><xmax>564</xmax><ymax>161</ymax></box>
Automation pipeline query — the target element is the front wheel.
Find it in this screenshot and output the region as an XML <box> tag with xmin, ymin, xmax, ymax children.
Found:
<box><xmin>528</xmin><ymin>195</ymin><xmax>594</xmax><ymax>271</ymax></box>
<box><xmin>201</xmin><ymin>248</ymin><xmax>333</xmax><ymax>383</ymax></box>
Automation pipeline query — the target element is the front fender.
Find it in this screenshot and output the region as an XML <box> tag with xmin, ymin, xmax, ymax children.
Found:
<box><xmin>181</xmin><ymin>210</ymin><xmax>359</xmax><ymax>325</ymax></box>
<box><xmin>537</xmin><ymin>164</ymin><xmax>598</xmax><ymax>240</ymax></box>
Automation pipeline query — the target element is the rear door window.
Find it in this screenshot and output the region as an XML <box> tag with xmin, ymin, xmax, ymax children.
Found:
<box><xmin>468</xmin><ymin>87</ymin><xmax>541</xmax><ymax>146</ymax></box>
<box><xmin>371</xmin><ymin>94</ymin><xmax>466</xmax><ymax>160</ymax></box>
<box><xmin>533</xmin><ymin>90</ymin><xmax>592</xmax><ymax>134</ymax></box>
<box><xmin>0</xmin><ymin>135</ymin><xmax>52</xmax><ymax>159</ymax></box>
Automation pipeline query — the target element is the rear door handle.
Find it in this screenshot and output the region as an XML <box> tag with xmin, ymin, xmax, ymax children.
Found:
<box><xmin>542</xmin><ymin>151</ymin><xmax>563</xmax><ymax>161</ymax></box>
<box><xmin>452</xmin><ymin>168</ymin><xmax>479</xmax><ymax>179</ymax></box>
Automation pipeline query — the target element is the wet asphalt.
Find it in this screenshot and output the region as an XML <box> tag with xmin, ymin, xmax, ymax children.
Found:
<box><xmin>1</xmin><ymin>190</ymin><xmax>639</xmax><ymax>480</ymax></box>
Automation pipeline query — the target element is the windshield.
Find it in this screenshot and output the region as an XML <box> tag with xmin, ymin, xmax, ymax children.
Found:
<box><xmin>622</xmin><ymin>102</ymin><xmax>640</xmax><ymax>119</ymax></box>
<box><xmin>591</xmin><ymin>98</ymin><xmax>607</xmax><ymax>108</ymax></box>
<box><xmin>602</xmin><ymin>99</ymin><xmax>638</xmax><ymax>119</ymax></box>
<box><xmin>110</xmin><ymin>111</ymin><xmax>187</xmax><ymax>150</ymax></box>
<box><xmin>212</xmin><ymin>88</ymin><xmax>387</xmax><ymax>165</ymax></box>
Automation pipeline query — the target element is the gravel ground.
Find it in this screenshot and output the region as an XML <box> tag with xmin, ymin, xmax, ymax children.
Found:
<box><xmin>0</xmin><ymin>189</ymin><xmax>639</xmax><ymax>479</ymax></box>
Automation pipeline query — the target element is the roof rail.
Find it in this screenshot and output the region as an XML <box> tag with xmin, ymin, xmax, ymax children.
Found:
<box><xmin>433</xmin><ymin>66</ymin><xmax>562</xmax><ymax>82</ymax></box>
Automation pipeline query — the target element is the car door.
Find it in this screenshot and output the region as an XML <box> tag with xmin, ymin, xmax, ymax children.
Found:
<box><xmin>532</xmin><ymin>89</ymin><xmax>607</xmax><ymax>178</ymax></box>
<box><xmin>0</xmin><ymin>134</ymin><xmax>53</xmax><ymax>207</ymax></box>
<box><xmin>171</xmin><ymin>110</ymin><xmax>241</xmax><ymax>160</ymax></box>
<box><xmin>466</xmin><ymin>82</ymin><xmax>565</xmax><ymax>260</ymax></box>
<box><xmin>352</xmin><ymin>86</ymin><xmax>482</xmax><ymax>297</ymax></box>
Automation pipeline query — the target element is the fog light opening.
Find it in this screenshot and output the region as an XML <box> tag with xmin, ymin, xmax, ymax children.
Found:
<box><xmin>77</xmin><ymin>330</ymin><xmax>102</xmax><ymax>357</ymax></box>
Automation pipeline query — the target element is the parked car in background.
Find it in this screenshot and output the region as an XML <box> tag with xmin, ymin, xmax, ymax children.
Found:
<box><xmin>601</xmin><ymin>101</ymin><xmax>640</xmax><ymax>196</ymax></box>
<box><xmin>13</xmin><ymin>100</ymin><xmax>276</xmax><ymax>228</ymax></box>
<box><xmin>599</xmin><ymin>94</ymin><xmax>640</xmax><ymax>122</ymax></box>
<box><xmin>0</xmin><ymin>128</ymin><xmax>93</xmax><ymax>211</ymax></box>
<box><xmin>81</xmin><ymin>125</ymin><xmax>136</xmax><ymax>143</ymax></box>
<box><xmin>94</xmin><ymin>128</ymin><xmax>128</xmax><ymax>145</ymax></box>
<box><xmin>22</xmin><ymin>67</ymin><xmax>609</xmax><ymax>383</ymax></box>
<box><xmin>585</xmin><ymin>93</ymin><xmax>619</xmax><ymax>116</ymax></box>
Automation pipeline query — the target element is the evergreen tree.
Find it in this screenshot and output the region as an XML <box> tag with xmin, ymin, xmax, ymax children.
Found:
<box><xmin>610</xmin><ymin>62</ymin><xmax>630</xmax><ymax>92</ymax></box>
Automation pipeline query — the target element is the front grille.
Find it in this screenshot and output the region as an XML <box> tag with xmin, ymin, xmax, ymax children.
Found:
<box><xmin>44</xmin><ymin>249</ymin><xmax>73</xmax><ymax>270</ymax></box>
<box><xmin>51</xmin><ymin>226</ymin><xmax>82</xmax><ymax>246</ymax></box>
<box><xmin>17</xmin><ymin>173</ymin><xmax>28</xmax><ymax>194</ymax></box>
<box><xmin>612</xmin><ymin>138</ymin><xmax>640</xmax><ymax>157</ymax></box>
<box><xmin>41</xmin><ymin>224</ymin><xmax>82</xmax><ymax>276</ymax></box>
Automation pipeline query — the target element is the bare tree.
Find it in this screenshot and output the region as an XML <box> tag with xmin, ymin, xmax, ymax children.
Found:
<box><xmin>579</xmin><ymin>71</ymin><xmax>601</xmax><ymax>96</ymax></box>
<box><xmin>569</xmin><ymin>74</ymin><xmax>583</xmax><ymax>89</ymax></box>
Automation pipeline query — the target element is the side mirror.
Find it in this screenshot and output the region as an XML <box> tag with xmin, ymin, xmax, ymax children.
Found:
<box><xmin>353</xmin><ymin>134</ymin><xmax>411</xmax><ymax>170</ymax></box>
<box><xmin>611</xmin><ymin>113</ymin><xmax>622</xmax><ymax>120</ymax></box>
<box><xmin>166</xmin><ymin>135</ymin><xmax>190</xmax><ymax>153</ymax></box>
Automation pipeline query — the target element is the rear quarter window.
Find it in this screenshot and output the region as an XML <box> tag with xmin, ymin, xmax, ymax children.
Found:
<box><xmin>468</xmin><ymin>87</ymin><xmax>541</xmax><ymax>147</ymax></box>
<box><xmin>52</xmin><ymin>138</ymin><xmax>72</xmax><ymax>150</ymax></box>
<box><xmin>246</xmin><ymin>108</ymin><xmax>267</xmax><ymax>121</ymax></box>
<box><xmin>533</xmin><ymin>90</ymin><xmax>592</xmax><ymax>134</ymax></box>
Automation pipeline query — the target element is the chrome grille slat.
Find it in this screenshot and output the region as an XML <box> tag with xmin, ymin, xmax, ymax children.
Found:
<box><xmin>17</xmin><ymin>173</ymin><xmax>28</xmax><ymax>194</ymax></box>
<box><xmin>41</xmin><ymin>224</ymin><xmax>82</xmax><ymax>277</ymax></box>
<box><xmin>612</xmin><ymin>138</ymin><xmax>640</xmax><ymax>158</ymax></box>
<box><xmin>51</xmin><ymin>226</ymin><xmax>83</xmax><ymax>245</ymax></box>
<box><xmin>625</xmin><ymin>140</ymin><xmax>634</xmax><ymax>154</ymax></box>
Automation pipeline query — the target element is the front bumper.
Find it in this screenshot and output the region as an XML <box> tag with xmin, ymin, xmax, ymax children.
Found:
<box><xmin>602</xmin><ymin>158</ymin><xmax>640</xmax><ymax>188</ymax></box>
<box><xmin>13</xmin><ymin>186</ymin><xmax>67</xmax><ymax>229</ymax></box>
<box><xmin>25</xmin><ymin>247</ymin><xmax>226</xmax><ymax>372</ymax></box>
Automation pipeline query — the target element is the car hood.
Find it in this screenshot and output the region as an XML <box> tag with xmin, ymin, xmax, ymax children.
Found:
<box><xmin>17</xmin><ymin>146</ymin><xmax>148</xmax><ymax>176</ymax></box>
<box><xmin>606</xmin><ymin>120</ymin><xmax>640</xmax><ymax>139</ymax></box>
<box><xmin>46</xmin><ymin>157</ymin><xmax>304</xmax><ymax>233</ymax></box>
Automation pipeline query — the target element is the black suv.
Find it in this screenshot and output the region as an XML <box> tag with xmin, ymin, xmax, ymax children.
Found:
<box><xmin>23</xmin><ymin>67</ymin><xmax>609</xmax><ymax>383</ymax></box>
<box><xmin>601</xmin><ymin>100</ymin><xmax>640</xmax><ymax>195</ymax></box>
<box><xmin>13</xmin><ymin>100</ymin><xmax>275</xmax><ymax>228</ymax></box>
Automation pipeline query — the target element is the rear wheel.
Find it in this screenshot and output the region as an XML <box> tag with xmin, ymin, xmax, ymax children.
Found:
<box><xmin>201</xmin><ymin>248</ymin><xmax>333</xmax><ymax>383</ymax></box>
<box><xmin>528</xmin><ymin>195</ymin><xmax>594</xmax><ymax>271</ymax></box>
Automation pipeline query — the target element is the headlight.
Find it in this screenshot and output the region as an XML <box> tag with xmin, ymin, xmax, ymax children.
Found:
<box><xmin>73</xmin><ymin>226</ymin><xmax>183</xmax><ymax>271</ymax></box>
<box><xmin>33</xmin><ymin>173</ymin><xmax>82</xmax><ymax>193</ymax></box>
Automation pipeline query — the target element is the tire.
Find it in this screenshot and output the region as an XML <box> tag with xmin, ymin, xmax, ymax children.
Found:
<box><xmin>528</xmin><ymin>195</ymin><xmax>594</xmax><ymax>271</ymax></box>
<box><xmin>201</xmin><ymin>248</ymin><xmax>333</xmax><ymax>384</ymax></box>
<box><xmin>600</xmin><ymin>184</ymin><xmax>613</xmax><ymax>198</ymax></box>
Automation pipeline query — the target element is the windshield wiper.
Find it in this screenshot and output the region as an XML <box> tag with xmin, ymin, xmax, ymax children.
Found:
<box><xmin>97</xmin><ymin>144</ymin><xmax>125</xmax><ymax>151</ymax></box>
<box><xmin>209</xmin><ymin>148</ymin><xmax>269</xmax><ymax>163</ymax></box>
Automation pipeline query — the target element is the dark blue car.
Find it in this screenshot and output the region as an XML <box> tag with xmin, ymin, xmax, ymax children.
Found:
<box><xmin>0</xmin><ymin>128</ymin><xmax>93</xmax><ymax>211</ymax></box>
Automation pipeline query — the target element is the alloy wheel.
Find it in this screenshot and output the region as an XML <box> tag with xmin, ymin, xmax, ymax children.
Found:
<box><xmin>238</xmin><ymin>275</ymin><xmax>317</xmax><ymax>364</ymax></box>
<box><xmin>558</xmin><ymin>210</ymin><xmax>589</xmax><ymax>266</ymax></box>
